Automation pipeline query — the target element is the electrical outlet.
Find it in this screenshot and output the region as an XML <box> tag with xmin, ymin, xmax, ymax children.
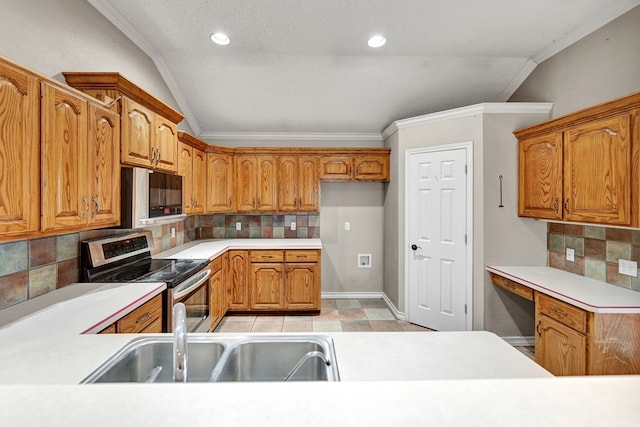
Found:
<box><xmin>566</xmin><ymin>248</ymin><xmax>575</xmax><ymax>262</ymax></box>
<box><xmin>619</xmin><ymin>259</ymin><xmax>638</xmax><ymax>277</ymax></box>
<box><xmin>344</xmin><ymin>222</ymin><xmax>350</xmax><ymax>231</ymax></box>
<box><xmin>235</xmin><ymin>221</ymin><xmax>242</xmax><ymax>231</ymax></box>
<box><xmin>290</xmin><ymin>222</ymin><xmax>296</xmax><ymax>231</ymax></box>
<box><xmin>171</xmin><ymin>227</ymin><xmax>175</xmax><ymax>238</ymax></box>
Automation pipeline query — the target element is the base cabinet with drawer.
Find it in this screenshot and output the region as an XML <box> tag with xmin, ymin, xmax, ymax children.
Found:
<box><xmin>98</xmin><ymin>294</ymin><xmax>163</xmax><ymax>334</ymax></box>
<box><xmin>227</xmin><ymin>249</ymin><xmax>321</xmax><ymax>313</ymax></box>
<box><xmin>491</xmin><ymin>272</ymin><xmax>640</xmax><ymax>376</ymax></box>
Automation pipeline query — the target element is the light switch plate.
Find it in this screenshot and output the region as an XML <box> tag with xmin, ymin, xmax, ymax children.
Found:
<box><xmin>619</xmin><ymin>259</ymin><xmax>638</xmax><ymax>277</ymax></box>
<box><xmin>566</xmin><ymin>248</ymin><xmax>575</xmax><ymax>262</ymax></box>
<box><xmin>290</xmin><ymin>222</ymin><xmax>296</xmax><ymax>231</ymax></box>
<box><xmin>345</xmin><ymin>222</ymin><xmax>350</xmax><ymax>231</ymax></box>
<box><xmin>235</xmin><ymin>221</ymin><xmax>242</xmax><ymax>231</ymax></box>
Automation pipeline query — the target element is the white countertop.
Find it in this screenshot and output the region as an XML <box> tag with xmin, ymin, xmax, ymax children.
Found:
<box><xmin>155</xmin><ymin>238</ymin><xmax>322</xmax><ymax>260</ymax></box>
<box><xmin>1</xmin><ymin>251</ymin><xmax>639</xmax><ymax>424</ymax></box>
<box><xmin>486</xmin><ymin>265</ymin><xmax>640</xmax><ymax>313</ymax></box>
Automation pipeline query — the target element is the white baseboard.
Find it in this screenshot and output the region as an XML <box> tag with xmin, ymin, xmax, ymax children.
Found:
<box><xmin>501</xmin><ymin>336</ymin><xmax>535</xmax><ymax>346</ymax></box>
<box><xmin>321</xmin><ymin>291</ymin><xmax>407</xmax><ymax>321</ymax></box>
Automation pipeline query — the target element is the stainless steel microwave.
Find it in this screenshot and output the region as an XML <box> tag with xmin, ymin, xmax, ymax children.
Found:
<box><xmin>120</xmin><ymin>167</ymin><xmax>185</xmax><ymax>228</ymax></box>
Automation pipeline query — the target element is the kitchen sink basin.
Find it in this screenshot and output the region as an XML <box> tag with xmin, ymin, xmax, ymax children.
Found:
<box><xmin>210</xmin><ymin>336</ymin><xmax>339</xmax><ymax>382</ymax></box>
<box><xmin>82</xmin><ymin>335</ymin><xmax>339</xmax><ymax>383</ymax></box>
<box><xmin>82</xmin><ymin>337</ymin><xmax>225</xmax><ymax>383</ymax></box>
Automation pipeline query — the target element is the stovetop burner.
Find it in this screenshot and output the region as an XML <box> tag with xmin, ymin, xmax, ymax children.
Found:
<box><xmin>81</xmin><ymin>231</ymin><xmax>209</xmax><ymax>288</ymax></box>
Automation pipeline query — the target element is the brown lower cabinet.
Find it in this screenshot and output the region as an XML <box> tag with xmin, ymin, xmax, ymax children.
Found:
<box><xmin>227</xmin><ymin>249</ymin><xmax>321</xmax><ymax>313</ymax></box>
<box><xmin>99</xmin><ymin>294</ymin><xmax>163</xmax><ymax>334</ymax></box>
<box><xmin>491</xmin><ymin>272</ymin><xmax>640</xmax><ymax>375</ymax></box>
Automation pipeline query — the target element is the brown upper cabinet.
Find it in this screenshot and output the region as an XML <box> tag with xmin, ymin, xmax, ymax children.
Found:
<box><xmin>515</xmin><ymin>93</ymin><xmax>640</xmax><ymax>226</ymax></box>
<box><xmin>178</xmin><ymin>131</ymin><xmax>209</xmax><ymax>214</ymax></box>
<box><xmin>278</xmin><ymin>156</ymin><xmax>319</xmax><ymax>212</ymax></box>
<box><xmin>63</xmin><ymin>72</ymin><xmax>184</xmax><ymax>173</ymax></box>
<box><xmin>235</xmin><ymin>155</ymin><xmax>279</xmax><ymax>212</ymax></box>
<box><xmin>320</xmin><ymin>152</ymin><xmax>390</xmax><ymax>182</ymax></box>
<box><xmin>0</xmin><ymin>59</ymin><xmax>40</xmax><ymax>238</ymax></box>
<box><xmin>41</xmin><ymin>82</ymin><xmax>120</xmax><ymax>231</ymax></box>
<box><xmin>206</xmin><ymin>151</ymin><xmax>235</xmax><ymax>213</ymax></box>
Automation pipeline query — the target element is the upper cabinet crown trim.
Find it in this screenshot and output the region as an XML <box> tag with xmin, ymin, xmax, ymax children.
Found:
<box><xmin>382</xmin><ymin>102</ymin><xmax>554</xmax><ymax>138</ymax></box>
<box><xmin>63</xmin><ymin>72</ymin><xmax>184</xmax><ymax>124</ymax></box>
<box><xmin>514</xmin><ymin>92</ymin><xmax>640</xmax><ymax>139</ymax></box>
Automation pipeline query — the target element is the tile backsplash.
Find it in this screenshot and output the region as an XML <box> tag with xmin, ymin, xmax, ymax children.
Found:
<box><xmin>0</xmin><ymin>212</ymin><xmax>319</xmax><ymax>310</ymax></box>
<box><xmin>548</xmin><ymin>223</ymin><xmax>640</xmax><ymax>291</ymax></box>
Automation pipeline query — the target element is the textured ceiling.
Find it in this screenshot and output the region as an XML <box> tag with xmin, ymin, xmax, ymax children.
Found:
<box><xmin>88</xmin><ymin>0</ymin><xmax>639</xmax><ymax>139</ymax></box>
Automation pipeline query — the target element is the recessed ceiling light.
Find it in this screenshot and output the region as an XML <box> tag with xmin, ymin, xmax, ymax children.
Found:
<box><xmin>210</xmin><ymin>32</ymin><xmax>230</xmax><ymax>46</ymax></box>
<box><xmin>367</xmin><ymin>35</ymin><xmax>386</xmax><ymax>48</ymax></box>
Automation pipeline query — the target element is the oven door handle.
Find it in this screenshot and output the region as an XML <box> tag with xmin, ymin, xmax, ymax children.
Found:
<box><xmin>172</xmin><ymin>269</ymin><xmax>212</xmax><ymax>300</ymax></box>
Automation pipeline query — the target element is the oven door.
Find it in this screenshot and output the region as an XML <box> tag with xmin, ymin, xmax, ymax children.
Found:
<box><xmin>167</xmin><ymin>268</ymin><xmax>212</xmax><ymax>333</ymax></box>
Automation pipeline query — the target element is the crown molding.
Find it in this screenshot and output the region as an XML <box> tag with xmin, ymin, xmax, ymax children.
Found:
<box><xmin>199</xmin><ymin>131</ymin><xmax>384</xmax><ymax>142</ymax></box>
<box><xmin>499</xmin><ymin>58</ymin><xmax>538</xmax><ymax>101</ymax></box>
<box><xmin>382</xmin><ymin>102</ymin><xmax>553</xmax><ymax>139</ymax></box>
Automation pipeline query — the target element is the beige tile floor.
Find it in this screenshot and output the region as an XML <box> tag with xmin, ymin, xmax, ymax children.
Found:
<box><xmin>214</xmin><ymin>298</ymin><xmax>536</xmax><ymax>361</ymax></box>
<box><xmin>215</xmin><ymin>298</ymin><xmax>434</xmax><ymax>333</ymax></box>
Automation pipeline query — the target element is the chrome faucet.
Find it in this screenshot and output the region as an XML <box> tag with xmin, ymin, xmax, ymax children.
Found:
<box><xmin>284</xmin><ymin>351</ymin><xmax>330</xmax><ymax>381</ymax></box>
<box><xmin>173</xmin><ymin>302</ymin><xmax>188</xmax><ymax>382</ymax></box>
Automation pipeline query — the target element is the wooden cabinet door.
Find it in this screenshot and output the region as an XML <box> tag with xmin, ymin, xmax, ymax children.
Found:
<box><xmin>320</xmin><ymin>155</ymin><xmax>352</xmax><ymax>180</ymax></box>
<box><xmin>256</xmin><ymin>156</ymin><xmax>278</xmax><ymax>211</ymax></box>
<box><xmin>236</xmin><ymin>156</ymin><xmax>257</xmax><ymax>211</ymax></box>
<box><xmin>154</xmin><ymin>115</ymin><xmax>178</xmax><ymax>173</ymax></box>
<box><xmin>535</xmin><ymin>315</ymin><xmax>586</xmax><ymax>376</ymax></box>
<box><xmin>41</xmin><ymin>82</ymin><xmax>89</xmax><ymax>231</ymax></box>
<box><xmin>121</xmin><ymin>97</ymin><xmax>153</xmax><ymax>168</ymax></box>
<box><xmin>178</xmin><ymin>142</ymin><xmax>194</xmax><ymax>213</ymax></box>
<box><xmin>250</xmin><ymin>262</ymin><xmax>284</xmax><ymax>309</ymax></box>
<box><xmin>227</xmin><ymin>250</ymin><xmax>249</xmax><ymax>310</ymax></box>
<box><xmin>0</xmin><ymin>60</ymin><xmax>39</xmax><ymax>237</ymax></box>
<box><xmin>209</xmin><ymin>268</ymin><xmax>224</xmax><ymax>331</ymax></box>
<box><xmin>518</xmin><ymin>133</ymin><xmax>563</xmax><ymax>219</ymax></box>
<box><xmin>563</xmin><ymin>115</ymin><xmax>631</xmax><ymax>225</ymax></box>
<box><xmin>192</xmin><ymin>148</ymin><xmax>207</xmax><ymax>214</ymax></box>
<box><xmin>87</xmin><ymin>102</ymin><xmax>120</xmax><ymax>227</ymax></box>
<box><xmin>298</xmin><ymin>156</ymin><xmax>319</xmax><ymax>211</ymax></box>
<box><xmin>207</xmin><ymin>153</ymin><xmax>234</xmax><ymax>212</ymax></box>
<box><xmin>285</xmin><ymin>262</ymin><xmax>319</xmax><ymax>310</ymax></box>
<box><xmin>278</xmin><ymin>156</ymin><xmax>298</xmax><ymax>211</ymax></box>
<box><xmin>354</xmin><ymin>155</ymin><xmax>389</xmax><ymax>181</ymax></box>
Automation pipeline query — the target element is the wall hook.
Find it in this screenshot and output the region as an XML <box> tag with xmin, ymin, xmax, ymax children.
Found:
<box><xmin>498</xmin><ymin>175</ymin><xmax>504</xmax><ymax>208</ymax></box>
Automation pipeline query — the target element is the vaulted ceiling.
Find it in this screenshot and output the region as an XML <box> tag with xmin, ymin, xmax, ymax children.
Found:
<box><xmin>88</xmin><ymin>0</ymin><xmax>639</xmax><ymax>139</ymax></box>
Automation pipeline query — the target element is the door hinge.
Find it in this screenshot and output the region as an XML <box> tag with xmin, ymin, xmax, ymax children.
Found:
<box><xmin>464</xmin><ymin>304</ymin><xmax>468</xmax><ymax>314</ymax></box>
<box><xmin>464</xmin><ymin>234</ymin><xmax>467</xmax><ymax>244</ymax></box>
<box><xmin>465</xmin><ymin>164</ymin><xmax>467</xmax><ymax>174</ymax></box>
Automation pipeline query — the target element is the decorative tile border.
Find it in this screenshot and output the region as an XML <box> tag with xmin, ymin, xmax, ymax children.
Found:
<box><xmin>547</xmin><ymin>223</ymin><xmax>640</xmax><ymax>292</ymax></box>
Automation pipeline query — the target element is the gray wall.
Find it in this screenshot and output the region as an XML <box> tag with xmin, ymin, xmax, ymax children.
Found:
<box><xmin>0</xmin><ymin>0</ymin><xmax>182</xmax><ymax>117</ymax></box>
<box><xmin>510</xmin><ymin>5</ymin><xmax>640</xmax><ymax>116</ymax></box>
<box><xmin>383</xmin><ymin>109</ymin><xmax>548</xmax><ymax>334</ymax></box>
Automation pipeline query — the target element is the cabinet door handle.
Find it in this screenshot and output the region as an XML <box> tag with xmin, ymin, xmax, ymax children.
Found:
<box><xmin>536</xmin><ymin>321</ymin><xmax>541</xmax><ymax>336</ymax></box>
<box><xmin>553</xmin><ymin>198</ymin><xmax>558</xmax><ymax>214</ymax></box>
<box><xmin>92</xmin><ymin>195</ymin><xmax>99</xmax><ymax>218</ymax></box>
<box><xmin>549</xmin><ymin>306</ymin><xmax>568</xmax><ymax>317</ymax></box>
<box><xmin>151</xmin><ymin>148</ymin><xmax>156</xmax><ymax>163</ymax></box>
<box><xmin>229</xmin><ymin>197</ymin><xmax>232</xmax><ymax>206</ymax></box>
<box><xmin>82</xmin><ymin>195</ymin><xmax>90</xmax><ymax>219</ymax></box>
<box><xmin>156</xmin><ymin>149</ymin><xmax>161</xmax><ymax>165</ymax></box>
<box><xmin>564</xmin><ymin>198</ymin><xmax>570</xmax><ymax>213</ymax></box>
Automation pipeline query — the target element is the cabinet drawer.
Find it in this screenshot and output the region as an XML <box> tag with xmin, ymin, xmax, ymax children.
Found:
<box><xmin>490</xmin><ymin>274</ymin><xmax>533</xmax><ymax>301</ymax></box>
<box><xmin>536</xmin><ymin>292</ymin><xmax>587</xmax><ymax>334</ymax></box>
<box><xmin>210</xmin><ymin>256</ymin><xmax>223</xmax><ymax>273</ymax></box>
<box><xmin>285</xmin><ymin>250</ymin><xmax>319</xmax><ymax>263</ymax></box>
<box><xmin>116</xmin><ymin>295</ymin><xmax>163</xmax><ymax>334</ymax></box>
<box><xmin>250</xmin><ymin>250</ymin><xmax>284</xmax><ymax>262</ymax></box>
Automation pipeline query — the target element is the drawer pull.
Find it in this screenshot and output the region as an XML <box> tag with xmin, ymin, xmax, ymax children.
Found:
<box><xmin>262</xmin><ymin>255</ymin><xmax>273</xmax><ymax>259</ymax></box>
<box><xmin>503</xmin><ymin>282</ymin><xmax>516</xmax><ymax>290</ymax></box>
<box><xmin>296</xmin><ymin>255</ymin><xmax>307</xmax><ymax>259</ymax></box>
<box><xmin>550</xmin><ymin>306</ymin><xmax>568</xmax><ymax>317</ymax></box>
<box><xmin>136</xmin><ymin>312</ymin><xmax>151</xmax><ymax>324</ymax></box>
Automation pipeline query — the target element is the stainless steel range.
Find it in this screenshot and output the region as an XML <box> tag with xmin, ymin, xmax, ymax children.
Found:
<box><xmin>81</xmin><ymin>231</ymin><xmax>212</xmax><ymax>333</ymax></box>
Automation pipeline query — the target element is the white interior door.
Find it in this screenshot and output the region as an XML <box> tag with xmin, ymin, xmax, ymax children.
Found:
<box><xmin>407</xmin><ymin>145</ymin><xmax>470</xmax><ymax>331</ymax></box>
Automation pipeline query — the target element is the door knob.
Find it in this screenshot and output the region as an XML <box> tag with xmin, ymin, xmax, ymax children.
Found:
<box><xmin>411</xmin><ymin>244</ymin><xmax>421</xmax><ymax>250</ymax></box>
